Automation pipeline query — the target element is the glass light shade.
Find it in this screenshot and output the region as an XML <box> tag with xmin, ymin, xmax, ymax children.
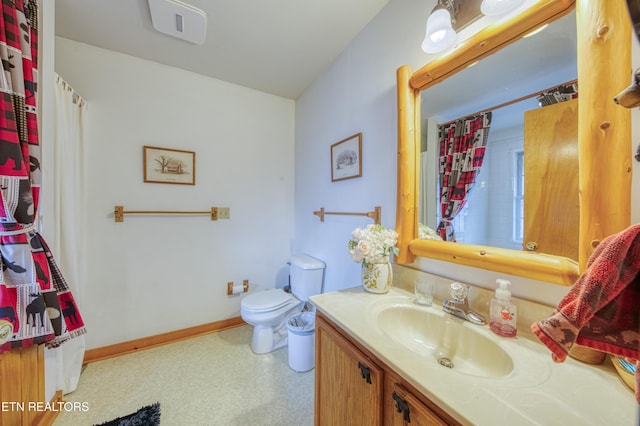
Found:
<box><xmin>421</xmin><ymin>8</ymin><xmax>456</xmax><ymax>54</ymax></box>
<box><xmin>480</xmin><ymin>0</ymin><xmax>526</xmax><ymax>16</ymax></box>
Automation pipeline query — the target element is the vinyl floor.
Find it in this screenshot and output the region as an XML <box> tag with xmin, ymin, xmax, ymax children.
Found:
<box><xmin>53</xmin><ymin>325</ymin><xmax>315</xmax><ymax>426</ymax></box>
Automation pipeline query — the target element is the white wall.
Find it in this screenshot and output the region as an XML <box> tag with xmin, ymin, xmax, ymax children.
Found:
<box><xmin>54</xmin><ymin>38</ymin><xmax>295</xmax><ymax>349</ymax></box>
<box><xmin>294</xmin><ymin>0</ymin><xmax>430</xmax><ymax>293</ymax></box>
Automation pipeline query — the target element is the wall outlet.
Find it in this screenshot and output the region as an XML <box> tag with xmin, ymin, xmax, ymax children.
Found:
<box><xmin>218</xmin><ymin>207</ymin><xmax>230</xmax><ymax>219</ymax></box>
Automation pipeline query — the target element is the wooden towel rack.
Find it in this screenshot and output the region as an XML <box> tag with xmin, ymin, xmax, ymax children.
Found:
<box><xmin>114</xmin><ymin>205</ymin><xmax>218</xmax><ymax>222</ymax></box>
<box><xmin>313</xmin><ymin>206</ymin><xmax>381</xmax><ymax>225</ymax></box>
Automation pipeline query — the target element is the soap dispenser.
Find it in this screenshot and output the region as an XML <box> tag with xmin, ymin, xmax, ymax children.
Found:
<box><xmin>489</xmin><ymin>279</ymin><xmax>517</xmax><ymax>337</ymax></box>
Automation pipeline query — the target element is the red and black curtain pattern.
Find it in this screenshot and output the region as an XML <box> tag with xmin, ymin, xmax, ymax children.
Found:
<box><xmin>0</xmin><ymin>0</ymin><xmax>85</xmax><ymax>352</ymax></box>
<box><xmin>436</xmin><ymin>112</ymin><xmax>492</xmax><ymax>242</ymax></box>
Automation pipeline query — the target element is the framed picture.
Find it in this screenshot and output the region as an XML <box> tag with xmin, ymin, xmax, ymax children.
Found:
<box><xmin>143</xmin><ymin>146</ymin><xmax>196</xmax><ymax>185</ymax></box>
<box><xmin>331</xmin><ymin>133</ymin><xmax>362</xmax><ymax>182</ymax></box>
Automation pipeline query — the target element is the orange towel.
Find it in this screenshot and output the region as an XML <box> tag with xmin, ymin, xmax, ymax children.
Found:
<box><xmin>531</xmin><ymin>224</ymin><xmax>640</xmax><ymax>402</ymax></box>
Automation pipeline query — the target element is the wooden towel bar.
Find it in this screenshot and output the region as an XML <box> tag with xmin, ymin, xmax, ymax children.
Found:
<box><xmin>114</xmin><ymin>206</ymin><xmax>218</xmax><ymax>222</ymax></box>
<box><xmin>313</xmin><ymin>206</ymin><xmax>381</xmax><ymax>225</ymax></box>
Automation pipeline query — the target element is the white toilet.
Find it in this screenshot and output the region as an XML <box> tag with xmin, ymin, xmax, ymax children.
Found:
<box><xmin>240</xmin><ymin>254</ymin><xmax>325</xmax><ymax>354</ymax></box>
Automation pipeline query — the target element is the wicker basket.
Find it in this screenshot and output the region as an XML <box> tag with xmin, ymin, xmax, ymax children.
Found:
<box><xmin>610</xmin><ymin>356</ymin><xmax>636</xmax><ymax>392</ymax></box>
<box><xmin>568</xmin><ymin>344</ymin><xmax>606</xmax><ymax>364</ymax></box>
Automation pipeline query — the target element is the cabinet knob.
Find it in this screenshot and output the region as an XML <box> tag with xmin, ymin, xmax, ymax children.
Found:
<box><xmin>357</xmin><ymin>362</ymin><xmax>372</xmax><ymax>384</ymax></box>
<box><xmin>392</xmin><ymin>391</ymin><xmax>411</xmax><ymax>423</ymax></box>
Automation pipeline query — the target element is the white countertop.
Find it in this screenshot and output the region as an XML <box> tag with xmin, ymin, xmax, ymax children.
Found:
<box><xmin>310</xmin><ymin>286</ymin><xmax>638</xmax><ymax>426</ymax></box>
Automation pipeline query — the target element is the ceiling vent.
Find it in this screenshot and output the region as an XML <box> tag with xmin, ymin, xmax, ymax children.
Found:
<box><xmin>148</xmin><ymin>0</ymin><xmax>207</xmax><ymax>45</ymax></box>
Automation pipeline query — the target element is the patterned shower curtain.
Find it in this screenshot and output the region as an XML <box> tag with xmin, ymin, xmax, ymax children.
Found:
<box><xmin>0</xmin><ymin>0</ymin><xmax>85</xmax><ymax>353</ymax></box>
<box><xmin>436</xmin><ymin>112</ymin><xmax>492</xmax><ymax>241</ymax></box>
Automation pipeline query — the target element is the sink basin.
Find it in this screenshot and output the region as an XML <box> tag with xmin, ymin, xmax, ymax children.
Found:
<box><xmin>377</xmin><ymin>305</ymin><xmax>514</xmax><ymax>378</ymax></box>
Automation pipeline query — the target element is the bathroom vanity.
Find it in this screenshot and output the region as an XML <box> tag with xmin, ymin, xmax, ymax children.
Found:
<box><xmin>311</xmin><ymin>286</ymin><xmax>636</xmax><ymax>425</ymax></box>
<box><xmin>315</xmin><ymin>311</ymin><xmax>457</xmax><ymax>425</ymax></box>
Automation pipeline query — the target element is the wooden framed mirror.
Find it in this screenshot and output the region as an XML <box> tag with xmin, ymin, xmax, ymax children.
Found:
<box><xmin>395</xmin><ymin>0</ymin><xmax>632</xmax><ymax>286</ymax></box>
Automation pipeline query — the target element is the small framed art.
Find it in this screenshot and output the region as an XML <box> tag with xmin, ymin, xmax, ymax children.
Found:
<box><xmin>143</xmin><ymin>146</ymin><xmax>196</xmax><ymax>185</ymax></box>
<box><xmin>331</xmin><ymin>132</ymin><xmax>362</xmax><ymax>182</ymax></box>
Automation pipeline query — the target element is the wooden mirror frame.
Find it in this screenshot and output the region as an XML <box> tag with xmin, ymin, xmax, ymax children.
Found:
<box><xmin>396</xmin><ymin>0</ymin><xmax>632</xmax><ymax>286</ymax></box>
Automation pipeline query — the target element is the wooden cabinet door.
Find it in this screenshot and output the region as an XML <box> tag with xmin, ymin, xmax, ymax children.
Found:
<box><xmin>523</xmin><ymin>98</ymin><xmax>579</xmax><ymax>260</ymax></box>
<box><xmin>315</xmin><ymin>315</ymin><xmax>383</xmax><ymax>426</ymax></box>
<box><xmin>386</xmin><ymin>382</ymin><xmax>449</xmax><ymax>426</ymax></box>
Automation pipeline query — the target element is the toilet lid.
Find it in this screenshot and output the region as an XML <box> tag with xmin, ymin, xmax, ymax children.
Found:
<box><xmin>242</xmin><ymin>289</ymin><xmax>294</xmax><ymax>312</ymax></box>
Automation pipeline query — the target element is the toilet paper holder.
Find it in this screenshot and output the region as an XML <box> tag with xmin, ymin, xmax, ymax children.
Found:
<box><xmin>227</xmin><ymin>280</ymin><xmax>249</xmax><ymax>295</ymax></box>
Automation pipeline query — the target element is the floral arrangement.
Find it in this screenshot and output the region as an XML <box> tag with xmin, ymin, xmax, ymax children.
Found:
<box><xmin>348</xmin><ymin>224</ymin><xmax>399</xmax><ymax>266</ymax></box>
<box><xmin>419</xmin><ymin>223</ymin><xmax>442</xmax><ymax>241</ymax></box>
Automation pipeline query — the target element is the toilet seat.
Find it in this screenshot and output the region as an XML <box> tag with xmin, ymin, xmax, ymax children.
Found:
<box><xmin>242</xmin><ymin>289</ymin><xmax>293</xmax><ymax>312</ymax></box>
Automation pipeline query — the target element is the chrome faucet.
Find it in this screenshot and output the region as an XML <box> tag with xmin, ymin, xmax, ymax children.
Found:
<box><xmin>442</xmin><ymin>282</ymin><xmax>486</xmax><ymax>325</ymax></box>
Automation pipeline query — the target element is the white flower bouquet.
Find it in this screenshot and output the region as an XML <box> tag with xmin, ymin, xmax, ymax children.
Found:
<box><xmin>419</xmin><ymin>223</ymin><xmax>442</xmax><ymax>241</ymax></box>
<box><xmin>348</xmin><ymin>224</ymin><xmax>399</xmax><ymax>266</ymax></box>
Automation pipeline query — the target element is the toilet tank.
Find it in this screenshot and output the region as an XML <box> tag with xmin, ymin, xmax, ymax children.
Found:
<box><xmin>289</xmin><ymin>254</ymin><xmax>326</xmax><ymax>301</ymax></box>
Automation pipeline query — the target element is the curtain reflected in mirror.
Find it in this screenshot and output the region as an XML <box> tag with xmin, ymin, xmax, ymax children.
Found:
<box><xmin>435</xmin><ymin>112</ymin><xmax>492</xmax><ymax>242</ymax></box>
<box><xmin>418</xmin><ymin>10</ymin><xmax>577</xmax><ymax>258</ymax></box>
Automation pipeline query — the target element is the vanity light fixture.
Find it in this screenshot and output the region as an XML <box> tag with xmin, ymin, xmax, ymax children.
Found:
<box><xmin>422</xmin><ymin>0</ymin><xmax>485</xmax><ymax>54</ymax></box>
<box><xmin>480</xmin><ymin>0</ymin><xmax>526</xmax><ymax>16</ymax></box>
<box><xmin>422</xmin><ymin>0</ymin><xmax>457</xmax><ymax>53</ymax></box>
<box><xmin>422</xmin><ymin>0</ymin><xmax>528</xmax><ymax>54</ymax></box>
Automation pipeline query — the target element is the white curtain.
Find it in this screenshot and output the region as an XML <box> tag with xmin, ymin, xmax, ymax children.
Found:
<box><xmin>51</xmin><ymin>74</ymin><xmax>87</xmax><ymax>394</ymax></box>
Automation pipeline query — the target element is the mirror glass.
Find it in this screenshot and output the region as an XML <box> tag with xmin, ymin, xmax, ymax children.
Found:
<box><xmin>419</xmin><ymin>11</ymin><xmax>577</xmax><ymax>255</ymax></box>
<box><xmin>397</xmin><ymin>0</ymin><xmax>630</xmax><ymax>286</ymax></box>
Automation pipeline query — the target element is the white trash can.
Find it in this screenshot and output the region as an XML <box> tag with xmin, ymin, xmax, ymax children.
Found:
<box><xmin>286</xmin><ymin>312</ymin><xmax>315</xmax><ymax>372</ymax></box>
